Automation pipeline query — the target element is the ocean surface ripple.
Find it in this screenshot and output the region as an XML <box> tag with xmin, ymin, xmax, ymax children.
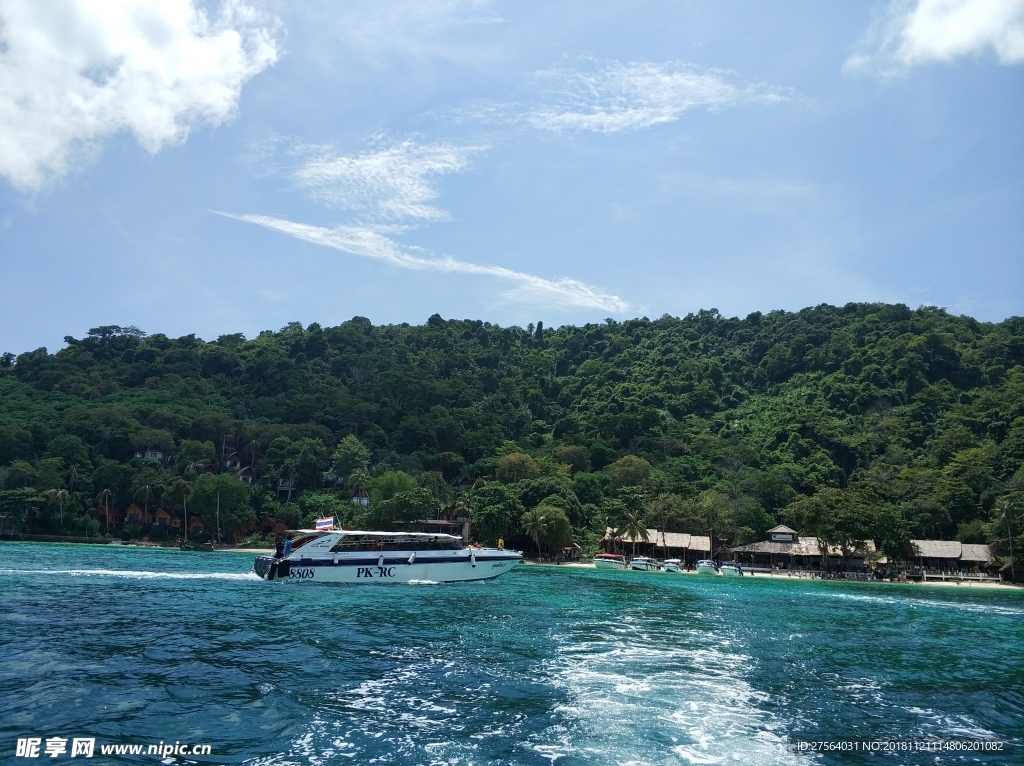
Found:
<box><xmin>1</xmin><ymin>543</ymin><xmax>1022</xmax><ymax>765</ymax></box>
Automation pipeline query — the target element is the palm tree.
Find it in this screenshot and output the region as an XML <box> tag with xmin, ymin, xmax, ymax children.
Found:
<box><xmin>454</xmin><ymin>492</ymin><xmax>472</xmax><ymax>519</ymax></box>
<box><xmin>47</xmin><ymin>488</ymin><xmax>70</xmax><ymax>532</ymax></box>
<box><xmin>67</xmin><ymin>465</ymin><xmax>78</xmax><ymax>493</ymax></box>
<box><xmin>96</xmin><ymin>488</ymin><xmax>113</xmax><ymax>534</ymax></box>
<box><xmin>620</xmin><ymin>509</ymin><xmax>648</xmax><ymax>559</ymax></box>
<box><xmin>180</xmin><ymin>463</ymin><xmax>208</xmax><ymax>543</ymax></box>
<box><xmin>347</xmin><ymin>468</ymin><xmax>371</xmax><ymax>502</ymax></box>
<box><xmin>248</xmin><ymin>482</ymin><xmax>270</xmax><ymax>512</ymax></box>
<box><xmin>991</xmin><ymin>496</ymin><xmax>1021</xmax><ymax>583</ymax></box>
<box><xmin>134</xmin><ymin>484</ymin><xmax>154</xmax><ymax>522</ymax></box>
<box><xmin>650</xmin><ymin>493</ymin><xmax>681</xmax><ymax>554</ymax></box>
<box><xmin>244</xmin><ymin>439</ymin><xmax>262</xmax><ymax>468</ymax></box>
<box><xmin>183</xmin><ymin>459</ymin><xmax>207</xmax><ymax>480</ymax></box>
<box><xmin>521</xmin><ymin>508</ymin><xmax>550</xmax><ymax>555</ymax></box>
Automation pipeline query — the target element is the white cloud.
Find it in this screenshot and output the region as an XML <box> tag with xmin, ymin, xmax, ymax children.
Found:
<box><xmin>845</xmin><ymin>0</ymin><xmax>1024</xmax><ymax>75</ymax></box>
<box><xmin>293</xmin><ymin>141</ymin><xmax>483</xmax><ymax>221</ymax></box>
<box><xmin>0</xmin><ymin>0</ymin><xmax>279</xmax><ymax>191</ymax></box>
<box><xmin>214</xmin><ymin>212</ymin><xmax>631</xmax><ymax>313</ymax></box>
<box><xmin>523</xmin><ymin>61</ymin><xmax>794</xmax><ymax>134</ymax></box>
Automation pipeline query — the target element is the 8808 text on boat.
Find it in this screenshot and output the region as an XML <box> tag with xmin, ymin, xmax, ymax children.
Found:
<box><xmin>253</xmin><ymin>530</ymin><xmax>522</xmax><ymax>584</ymax></box>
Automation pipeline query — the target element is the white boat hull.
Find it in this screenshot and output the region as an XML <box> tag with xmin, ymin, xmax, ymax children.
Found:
<box><xmin>594</xmin><ymin>556</ymin><xmax>627</xmax><ymax>570</ymax></box>
<box><xmin>254</xmin><ymin>549</ymin><xmax>521</xmax><ymax>584</ymax></box>
<box><xmin>629</xmin><ymin>558</ymin><xmax>661</xmax><ymax>571</ymax></box>
<box><xmin>720</xmin><ymin>564</ymin><xmax>742</xmax><ymax>577</ymax></box>
<box><xmin>696</xmin><ymin>563</ymin><xmax>719</xmax><ymax>576</ymax></box>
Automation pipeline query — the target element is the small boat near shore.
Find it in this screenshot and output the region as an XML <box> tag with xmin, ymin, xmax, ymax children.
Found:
<box><xmin>252</xmin><ymin>530</ymin><xmax>522</xmax><ymax>584</ymax></box>
<box><xmin>594</xmin><ymin>553</ymin><xmax>628</xmax><ymax>570</ymax></box>
<box><xmin>720</xmin><ymin>563</ymin><xmax>743</xmax><ymax>577</ymax></box>
<box><xmin>629</xmin><ymin>556</ymin><xmax>661</xmax><ymax>572</ymax></box>
<box><xmin>696</xmin><ymin>559</ymin><xmax>719</xmax><ymax>575</ymax></box>
<box><xmin>179</xmin><ymin>540</ymin><xmax>213</xmax><ymax>552</ymax></box>
<box><xmin>662</xmin><ymin>558</ymin><xmax>682</xmax><ymax>573</ymax></box>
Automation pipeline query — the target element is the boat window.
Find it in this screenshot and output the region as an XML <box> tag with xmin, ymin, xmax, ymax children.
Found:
<box><xmin>327</xmin><ymin>534</ymin><xmax>465</xmax><ymax>552</ymax></box>
<box><xmin>289</xmin><ymin>532</ymin><xmax>330</xmax><ymax>550</ymax></box>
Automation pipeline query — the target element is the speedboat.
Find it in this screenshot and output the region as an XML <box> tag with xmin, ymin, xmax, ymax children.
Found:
<box><xmin>662</xmin><ymin>558</ymin><xmax>682</xmax><ymax>573</ymax></box>
<box><xmin>720</xmin><ymin>563</ymin><xmax>743</xmax><ymax>577</ymax></box>
<box><xmin>695</xmin><ymin>559</ymin><xmax>719</xmax><ymax>575</ymax></box>
<box><xmin>594</xmin><ymin>553</ymin><xmax>628</xmax><ymax>570</ymax></box>
<box><xmin>252</xmin><ymin>530</ymin><xmax>522</xmax><ymax>584</ymax></box>
<box><xmin>629</xmin><ymin>556</ymin><xmax>661</xmax><ymax>571</ymax></box>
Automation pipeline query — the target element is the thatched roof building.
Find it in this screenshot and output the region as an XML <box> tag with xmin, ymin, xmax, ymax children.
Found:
<box><xmin>910</xmin><ymin>540</ymin><xmax>962</xmax><ymax>560</ymax></box>
<box><xmin>960</xmin><ymin>544</ymin><xmax>994</xmax><ymax>563</ymax></box>
<box><xmin>732</xmin><ymin>537</ymin><xmax>876</xmax><ymax>558</ymax></box>
<box><xmin>601</xmin><ymin>528</ymin><xmax>712</xmax><ymax>566</ymax></box>
<box><xmin>602</xmin><ymin>528</ymin><xmax>711</xmax><ymax>553</ymax></box>
<box><xmin>909</xmin><ymin>540</ymin><xmax>996</xmax><ymax>570</ymax></box>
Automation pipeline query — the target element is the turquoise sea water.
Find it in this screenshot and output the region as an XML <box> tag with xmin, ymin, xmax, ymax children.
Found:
<box><xmin>1</xmin><ymin>543</ymin><xmax>1022</xmax><ymax>765</ymax></box>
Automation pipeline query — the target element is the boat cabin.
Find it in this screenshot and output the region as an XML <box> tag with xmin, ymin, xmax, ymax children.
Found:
<box><xmin>284</xmin><ymin>530</ymin><xmax>467</xmax><ymax>556</ymax></box>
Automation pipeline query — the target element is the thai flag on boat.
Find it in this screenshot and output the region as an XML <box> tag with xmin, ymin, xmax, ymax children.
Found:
<box><xmin>315</xmin><ymin>517</ymin><xmax>335</xmax><ymax>530</ymax></box>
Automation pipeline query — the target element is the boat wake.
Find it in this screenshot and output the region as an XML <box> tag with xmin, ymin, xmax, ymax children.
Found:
<box><xmin>243</xmin><ymin>651</ymin><xmax>523</xmax><ymax>766</ymax></box>
<box><xmin>0</xmin><ymin>568</ymin><xmax>260</xmax><ymax>581</ymax></box>
<box><xmin>812</xmin><ymin>590</ymin><xmax>1024</xmax><ymax>616</ymax></box>
<box><xmin>540</xmin><ymin>615</ymin><xmax>803</xmax><ymax>765</ymax></box>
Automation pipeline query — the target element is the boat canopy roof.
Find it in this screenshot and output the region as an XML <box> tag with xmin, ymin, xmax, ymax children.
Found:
<box><xmin>291</xmin><ymin>529</ymin><xmax>461</xmax><ymax>539</ymax></box>
<box><xmin>287</xmin><ymin>529</ymin><xmax>466</xmax><ymax>553</ymax></box>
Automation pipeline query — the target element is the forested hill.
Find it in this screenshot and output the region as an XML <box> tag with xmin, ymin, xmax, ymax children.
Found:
<box><xmin>2</xmin><ymin>303</ymin><xmax>1022</xmax><ymax>556</ymax></box>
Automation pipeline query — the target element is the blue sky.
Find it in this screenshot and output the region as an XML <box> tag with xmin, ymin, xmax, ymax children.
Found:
<box><xmin>2</xmin><ymin>0</ymin><xmax>1022</xmax><ymax>355</ymax></box>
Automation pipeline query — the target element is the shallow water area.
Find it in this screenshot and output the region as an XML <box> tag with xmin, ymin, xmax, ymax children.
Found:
<box><xmin>2</xmin><ymin>543</ymin><xmax>1022</xmax><ymax>765</ymax></box>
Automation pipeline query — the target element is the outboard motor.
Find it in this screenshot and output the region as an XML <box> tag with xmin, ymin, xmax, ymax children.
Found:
<box><xmin>253</xmin><ymin>555</ymin><xmax>289</xmax><ymax>580</ymax></box>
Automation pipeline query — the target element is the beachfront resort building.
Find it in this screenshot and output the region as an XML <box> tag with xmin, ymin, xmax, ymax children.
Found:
<box><xmin>907</xmin><ymin>540</ymin><xmax>999</xmax><ymax>576</ymax></box>
<box><xmin>730</xmin><ymin>528</ymin><xmax>1000</xmax><ymax>576</ymax></box>
<box><xmin>602</xmin><ymin>528</ymin><xmax>712</xmax><ymax>566</ymax></box>
<box><xmin>730</xmin><ymin>525</ymin><xmax>877</xmax><ymax>571</ymax></box>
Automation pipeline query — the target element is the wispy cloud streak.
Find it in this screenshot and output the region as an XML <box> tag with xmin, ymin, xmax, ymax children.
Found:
<box><xmin>293</xmin><ymin>141</ymin><xmax>483</xmax><ymax>221</ymax></box>
<box><xmin>523</xmin><ymin>61</ymin><xmax>794</xmax><ymax>134</ymax></box>
<box><xmin>215</xmin><ymin>211</ymin><xmax>631</xmax><ymax>313</ymax></box>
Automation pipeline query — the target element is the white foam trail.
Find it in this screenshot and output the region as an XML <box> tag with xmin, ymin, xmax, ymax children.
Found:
<box><xmin>542</xmin><ymin>616</ymin><xmax>803</xmax><ymax>766</ymax></box>
<box><xmin>812</xmin><ymin>590</ymin><xmax>1024</xmax><ymax>616</ymax></box>
<box><xmin>0</xmin><ymin>568</ymin><xmax>260</xmax><ymax>581</ymax></box>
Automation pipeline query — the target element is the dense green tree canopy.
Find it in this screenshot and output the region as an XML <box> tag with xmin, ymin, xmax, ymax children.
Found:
<box><xmin>469</xmin><ymin>484</ymin><xmax>525</xmax><ymax>545</ymax></box>
<box><xmin>188</xmin><ymin>473</ymin><xmax>254</xmax><ymax>534</ymax></box>
<box><xmin>331</xmin><ymin>434</ymin><xmax>371</xmax><ymax>475</ymax></box>
<box><xmin>1</xmin><ymin>305</ymin><xmax>1021</xmax><ymax>557</ymax></box>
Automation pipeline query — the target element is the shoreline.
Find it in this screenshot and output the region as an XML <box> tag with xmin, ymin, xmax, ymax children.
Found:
<box><xmin>521</xmin><ymin>560</ymin><xmax>1019</xmax><ymax>589</ymax></box>
<box><xmin>3</xmin><ymin>540</ymin><xmax>1018</xmax><ymax>589</ymax></box>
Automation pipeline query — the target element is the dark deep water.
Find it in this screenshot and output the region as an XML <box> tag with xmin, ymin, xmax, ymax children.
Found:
<box><xmin>2</xmin><ymin>542</ymin><xmax>1022</xmax><ymax>765</ymax></box>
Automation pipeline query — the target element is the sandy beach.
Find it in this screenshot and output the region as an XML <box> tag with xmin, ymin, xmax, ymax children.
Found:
<box><xmin>521</xmin><ymin>560</ymin><xmax>1018</xmax><ymax>589</ymax></box>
